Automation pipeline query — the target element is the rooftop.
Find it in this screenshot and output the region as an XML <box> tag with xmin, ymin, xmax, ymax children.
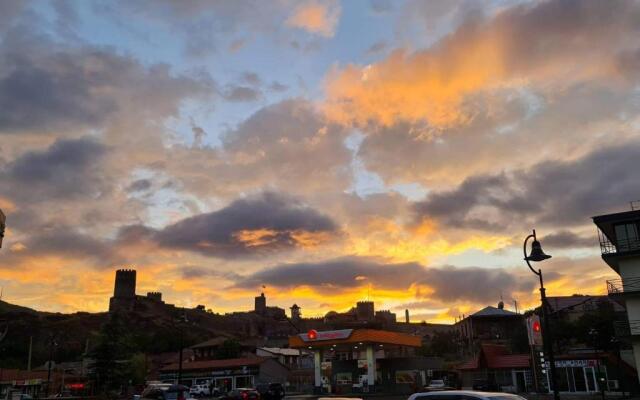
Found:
<box><xmin>161</xmin><ymin>357</ymin><xmax>267</xmax><ymax>372</ymax></box>
<box><xmin>471</xmin><ymin>306</ymin><xmax>518</xmax><ymax>318</ymax></box>
<box><xmin>258</xmin><ymin>347</ymin><xmax>303</xmax><ymax>356</ymax></box>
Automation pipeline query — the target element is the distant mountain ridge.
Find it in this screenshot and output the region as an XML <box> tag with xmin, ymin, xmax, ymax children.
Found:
<box><xmin>0</xmin><ymin>299</ymin><xmax>39</xmax><ymax>315</ymax></box>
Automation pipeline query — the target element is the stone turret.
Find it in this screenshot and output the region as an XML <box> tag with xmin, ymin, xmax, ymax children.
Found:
<box><xmin>109</xmin><ymin>269</ymin><xmax>137</xmax><ymax>312</ymax></box>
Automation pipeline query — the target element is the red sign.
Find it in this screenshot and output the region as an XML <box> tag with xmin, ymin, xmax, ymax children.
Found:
<box><xmin>300</xmin><ymin>329</ymin><xmax>353</xmax><ymax>342</ymax></box>
<box><xmin>67</xmin><ymin>383</ymin><xmax>85</xmax><ymax>390</ymax></box>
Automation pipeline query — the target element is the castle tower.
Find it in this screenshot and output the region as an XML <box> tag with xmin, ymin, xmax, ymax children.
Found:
<box><xmin>356</xmin><ymin>301</ymin><xmax>375</xmax><ymax>321</ymax></box>
<box><xmin>255</xmin><ymin>292</ymin><xmax>267</xmax><ymax>315</ymax></box>
<box><xmin>109</xmin><ymin>269</ymin><xmax>137</xmax><ymax>312</ymax></box>
<box><xmin>147</xmin><ymin>292</ymin><xmax>162</xmax><ymax>302</ymax></box>
<box><xmin>114</xmin><ymin>269</ymin><xmax>136</xmax><ymax>298</ymax></box>
<box><xmin>290</xmin><ymin>303</ymin><xmax>301</xmax><ymax>321</ymax></box>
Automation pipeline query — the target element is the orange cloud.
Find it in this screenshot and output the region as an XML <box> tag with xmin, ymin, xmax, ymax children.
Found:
<box><xmin>286</xmin><ymin>0</ymin><xmax>341</xmax><ymax>37</ymax></box>
<box><xmin>322</xmin><ymin>0</ymin><xmax>639</xmax><ymax>129</ymax></box>
<box><xmin>346</xmin><ymin>216</ymin><xmax>510</xmax><ymax>263</ymax></box>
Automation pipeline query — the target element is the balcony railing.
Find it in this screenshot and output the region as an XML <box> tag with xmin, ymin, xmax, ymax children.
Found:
<box><xmin>598</xmin><ymin>228</ymin><xmax>640</xmax><ymax>255</ymax></box>
<box><xmin>607</xmin><ymin>276</ymin><xmax>640</xmax><ymax>295</ymax></box>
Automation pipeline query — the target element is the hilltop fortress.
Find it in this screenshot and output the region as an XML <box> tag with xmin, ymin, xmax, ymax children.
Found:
<box><xmin>108</xmin><ymin>268</ymin><xmax>450</xmax><ymax>342</ymax></box>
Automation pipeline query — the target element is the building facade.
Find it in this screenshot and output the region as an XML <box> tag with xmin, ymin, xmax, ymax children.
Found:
<box><xmin>594</xmin><ymin>207</ymin><xmax>640</xmax><ymax>383</ymax></box>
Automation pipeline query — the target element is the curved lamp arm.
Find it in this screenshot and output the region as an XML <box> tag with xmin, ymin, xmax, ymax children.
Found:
<box><xmin>523</xmin><ymin>229</ymin><xmax>541</xmax><ymax>277</ymax></box>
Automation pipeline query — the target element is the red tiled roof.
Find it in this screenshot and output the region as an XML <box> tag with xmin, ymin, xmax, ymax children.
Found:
<box><xmin>457</xmin><ymin>359</ymin><xmax>478</xmax><ymax>370</ymax></box>
<box><xmin>456</xmin><ymin>344</ymin><xmax>530</xmax><ymax>371</ymax></box>
<box><xmin>161</xmin><ymin>357</ymin><xmax>266</xmax><ymax>372</ymax></box>
<box><xmin>289</xmin><ymin>329</ymin><xmax>421</xmax><ymax>348</ymax></box>
<box><xmin>488</xmin><ymin>354</ymin><xmax>530</xmax><ymax>369</ymax></box>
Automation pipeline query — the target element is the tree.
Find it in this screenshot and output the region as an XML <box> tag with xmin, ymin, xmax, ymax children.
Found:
<box><xmin>419</xmin><ymin>331</ymin><xmax>459</xmax><ymax>358</ymax></box>
<box><xmin>89</xmin><ymin>313</ymin><xmax>135</xmax><ymax>395</ymax></box>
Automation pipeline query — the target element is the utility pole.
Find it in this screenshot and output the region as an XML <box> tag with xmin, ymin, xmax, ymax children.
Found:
<box><xmin>177</xmin><ymin>309</ymin><xmax>188</xmax><ymax>385</ymax></box>
<box><xmin>47</xmin><ymin>336</ymin><xmax>58</xmax><ymax>396</ymax></box>
<box><xmin>27</xmin><ymin>336</ymin><xmax>33</xmax><ymax>371</ymax></box>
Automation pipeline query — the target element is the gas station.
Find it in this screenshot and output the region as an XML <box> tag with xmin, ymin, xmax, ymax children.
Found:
<box><xmin>289</xmin><ymin>329</ymin><xmax>444</xmax><ymax>394</ymax></box>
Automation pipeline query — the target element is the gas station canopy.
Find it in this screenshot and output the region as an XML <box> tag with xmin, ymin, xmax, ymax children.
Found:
<box><xmin>289</xmin><ymin>329</ymin><xmax>422</xmax><ymax>349</ymax></box>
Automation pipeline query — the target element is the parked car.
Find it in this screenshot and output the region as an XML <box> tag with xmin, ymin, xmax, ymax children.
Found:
<box><xmin>256</xmin><ymin>383</ymin><xmax>285</xmax><ymax>400</ymax></box>
<box><xmin>189</xmin><ymin>385</ymin><xmax>211</xmax><ymax>397</ymax></box>
<box><xmin>424</xmin><ymin>379</ymin><xmax>450</xmax><ymax>391</ymax></box>
<box><xmin>141</xmin><ymin>384</ymin><xmax>189</xmax><ymax>400</ymax></box>
<box><xmin>408</xmin><ymin>390</ymin><xmax>526</xmax><ymax>400</ymax></box>
<box><xmin>220</xmin><ymin>388</ymin><xmax>260</xmax><ymax>400</ymax></box>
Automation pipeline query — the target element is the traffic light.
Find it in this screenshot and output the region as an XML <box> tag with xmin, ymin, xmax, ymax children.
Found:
<box><xmin>527</xmin><ymin>315</ymin><xmax>543</xmax><ymax>346</ymax></box>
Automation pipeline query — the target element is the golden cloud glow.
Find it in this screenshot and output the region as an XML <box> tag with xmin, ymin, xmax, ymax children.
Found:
<box><xmin>346</xmin><ymin>216</ymin><xmax>511</xmax><ymax>263</ymax></box>
<box><xmin>286</xmin><ymin>0</ymin><xmax>341</xmax><ymax>37</ymax></box>
<box><xmin>322</xmin><ymin>3</ymin><xmax>631</xmax><ymax>130</ymax></box>
<box><xmin>233</xmin><ymin>228</ymin><xmax>280</xmax><ymax>247</ymax></box>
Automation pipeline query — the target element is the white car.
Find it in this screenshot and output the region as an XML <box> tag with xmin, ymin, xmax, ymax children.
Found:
<box><xmin>189</xmin><ymin>384</ymin><xmax>211</xmax><ymax>397</ymax></box>
<box><xmin>425</xmin><ymin>379</ymin><xmax>448</xmax><ymax>391</ymax></box>
<box><xmin>408</xmin><ymin>390</ymin><xmax>526</xmax><ymax>400</ymax></box>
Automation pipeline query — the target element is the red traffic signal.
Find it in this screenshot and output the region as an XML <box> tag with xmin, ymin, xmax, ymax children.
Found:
<box><xmin>533</xmin><ymin>321</ymin><xmax>541</xmax><ymax>332</ymax></box>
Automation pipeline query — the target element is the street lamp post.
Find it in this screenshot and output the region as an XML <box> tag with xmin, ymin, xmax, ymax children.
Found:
<box><xmin>0</xmin><ymin>208</ymin><xmax>5</xmax><ymax>249</ymax></box>
<box><xmin>524</xmin><ymin>229</ymin><xmax>559</xmax><ymax>400</ymax></box>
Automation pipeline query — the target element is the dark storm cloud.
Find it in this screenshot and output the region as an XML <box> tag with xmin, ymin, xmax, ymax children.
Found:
<box><xmin>0</xmin><ymin>27</ymin><xmax>212</xmax><ymax>134</ymax></box>
<box><xmin>235</xmin><ymin>257</ymin><xmax>426</xmax><ymax>289</ymax></box>
<box><xmin>181</xmin><ymin>266</ymin><xmax>242</xmax><ymax>281</ymax></box>
<box><xmin>234</xmin><ymin>256</ymin><xmax>533</xmax><ymax>303</ymax></box>
<box><xmin>1</xmin><ymin>137</ymin><xmax>108</xmax><ymax>201</ymax></box>
<box><xmin>154</xmin><ymin>192</ymin><xmax>338</xmax><ymax>257</ymax></box>
<box><xmin>22</xmin><ymin>229</ymin><xmax>122</xmax><ymax>269</ymax></box>
<box><xmin>542</xmin><ymin>231</ymin><xmax>596</xmax><ymax>249</ymax></box>
<box><xmin>414</xmin><ymin>142</ymin><xmax>640</xmax><ymax>231</ymax></box>
<box><xmin>422</xmin><ymin>266</ymin><xmax>534</xmax><ymax>303</ymax></box>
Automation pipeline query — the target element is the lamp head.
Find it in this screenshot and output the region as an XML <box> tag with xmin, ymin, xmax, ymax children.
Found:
<box><xmin>526</xmin><ymin>239</ymin><xmax>551</xmax><ymax>262</ymax></box>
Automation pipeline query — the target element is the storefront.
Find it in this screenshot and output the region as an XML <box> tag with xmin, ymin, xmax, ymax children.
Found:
<box><xmin>289</xmin><ymin>329</ymin><xmax>442</xmax><ymax>394</ymax></box>
<box><xmin>546</xmin><ymin>358</ymin><xmax>606</xmax><ymax>393</ymax></box>
<box><xmin>160</xmin><ymin>357</ymin><xmax>289</xmax><ymax>390</ymax></box>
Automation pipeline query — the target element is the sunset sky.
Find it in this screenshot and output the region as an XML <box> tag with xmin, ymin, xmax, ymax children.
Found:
<box><xmin>1</xmin><ymin>0</ymin><xmax>639</xmax><ymax>323</ymax></box>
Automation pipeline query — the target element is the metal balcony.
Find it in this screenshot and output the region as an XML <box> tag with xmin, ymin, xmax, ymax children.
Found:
<box><xmin>598</xmin><ymin>228</ymin><xmax>640</xmax><ymax>256</ymax></box>
<box><xmin>607</xmin><ymin>277</ymin><xmax>640</xmax><ymax>295</ymax></box>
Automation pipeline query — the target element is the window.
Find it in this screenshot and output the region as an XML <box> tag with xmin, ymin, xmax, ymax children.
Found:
<box><xmin>615</xmin><ymin>223</ymin><xmax>640</xmax><ymax>251</ymax></box>
<box><xmin>235</xmin><ymin>376</ymin><xmax>254</xmax><ymax>389</ymax></box>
